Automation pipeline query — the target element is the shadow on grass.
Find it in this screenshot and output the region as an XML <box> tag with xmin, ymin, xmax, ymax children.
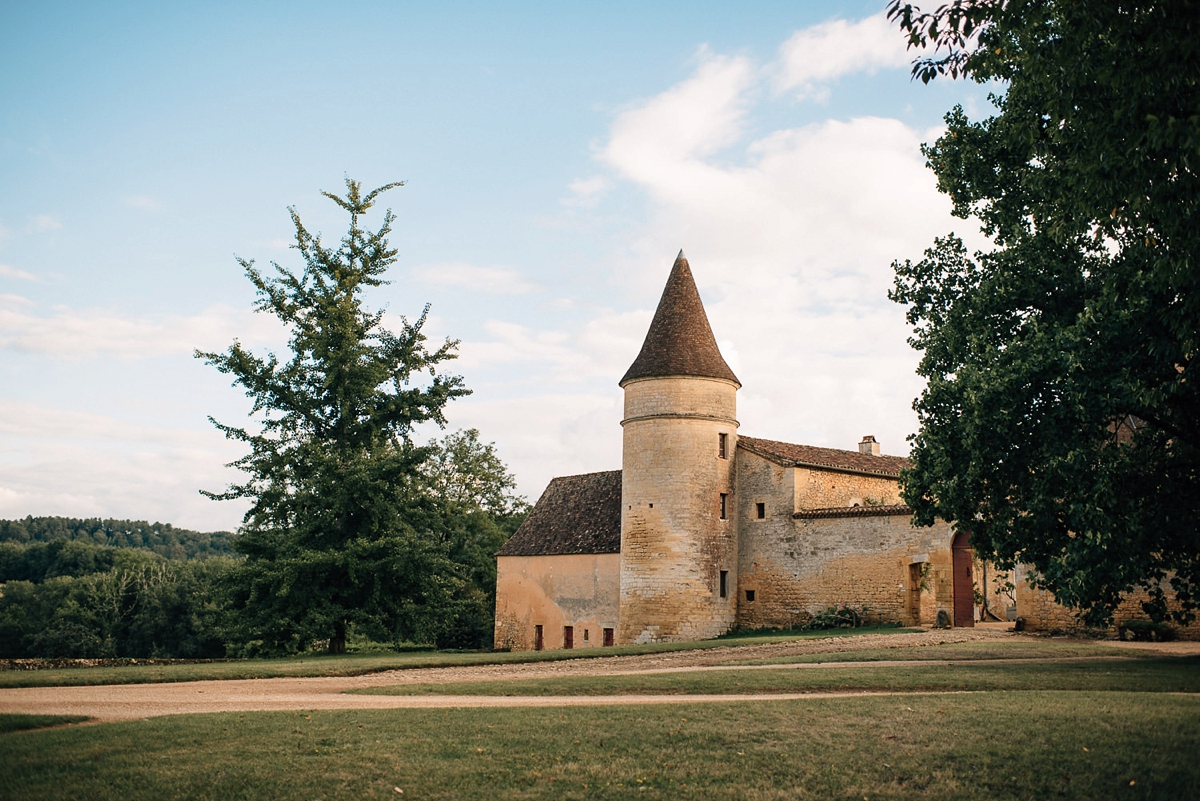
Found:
<box><xmin>0</xmin><ymin>626</ymin><xmax>923</xmax><ymax>689</ymax></box>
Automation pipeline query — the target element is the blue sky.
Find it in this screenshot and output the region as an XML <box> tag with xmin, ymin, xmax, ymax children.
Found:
<box><xmin>0</xmin><ymin>2</ymin><xmax>991</xmax><ymax>530</ymax></box>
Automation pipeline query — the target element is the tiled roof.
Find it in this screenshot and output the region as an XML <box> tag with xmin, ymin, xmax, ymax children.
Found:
<box><xmin>620</xmin><ymin>251</ymin><xmax>740</xmax><ymax>387</ymax></box>
<box><xmin>496</xmin><ymin>470</ymin><xmax>622</xmax><ymax>556</ymax></box>
<box><xmin>738</xmin><ymin>436</ymin><xmax>910</xmax><ymax>478</ymax></box>
<box><xmin>794</xmin><ymin>504</ymin><xmax>913</xmax><ymax>519</ymax></box>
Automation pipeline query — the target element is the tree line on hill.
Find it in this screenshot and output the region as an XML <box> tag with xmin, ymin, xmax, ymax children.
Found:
<box><xmin>0</xmin><ymin>517</ymin><xmax>236</xmax><ymax>560</ymax></box>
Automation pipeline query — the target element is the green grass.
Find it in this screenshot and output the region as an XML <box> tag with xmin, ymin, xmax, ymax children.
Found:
<box><xmin>354</xmin><ymin>656</ymin><xmax>1200</xmax><ymax>696</ymax></box>
<box><xmin>720</xmin><ymin>639</ymin><xmax>1150</xmax><ymax>665</ymax></box>
<box><xmin>0</xmin><ymin>626</ymin><xmax>919</xmax><ymax>689</ymax></box>
<box><xmin>0</xmin><ymin>713</ymin><xmax>89</xmax><ymax>734</ymax></box>
<box><xmin>2</xmin><ymin>693</ymin><xmax>1196</xmax><ymax>800</ymax></box>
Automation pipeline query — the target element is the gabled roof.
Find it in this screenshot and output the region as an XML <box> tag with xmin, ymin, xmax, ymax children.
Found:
<box><xmin>738</xmin><ymin>436</ymin><xmax>910</xmax><ymax>478</ymax></box>
<box><xmin>620</xmin><ymin>251</ymin><xmax>740</xmax><ymax>387</ymax></box>
<box><xmin>496</xmin><ymin>470</ymin><xmax>622</xmax><ymax>557</ymax></box>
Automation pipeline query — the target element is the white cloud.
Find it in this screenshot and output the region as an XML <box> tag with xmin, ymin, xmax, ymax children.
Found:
<box><xmin>561</xmin><ymin>176</ymin><xmax>610</xmax><ymax>208</ymax></box>
<box><xmin>774</xmin><ymin>12</ymin><xmax>912</xmax><ymax>100</ymax></box>
<box><xmin>0</xmin><ymin>400</ymin><xmax>250</xmax><ymax>531</ymax></box>
<box><xmin>410</xmin><ymin>262</ymin><xmax>536</xmax><ymax>295</ymax></box>
<box><xmin>559</xmin><ymin>16</ymin><xmax>980</xmax><ymax>464</ymax></box>
<box><xmin>0</xmin><ymin>264</ymin><xmax>38</xmax><ymax>282</ymax></box>
<box><xmin>30</xmin><ymin>214</ymin><xmax>63</xmax><ymax>232</ymax></box>
<box><xmin>0</xmin><ymin>298</ymin><xmax>286</xmax><ymax>358</ymax></box>
<box><xmin>124</xmin><ymin>195</ymin><xmax>163</xmax><ymax>212</ymax></box>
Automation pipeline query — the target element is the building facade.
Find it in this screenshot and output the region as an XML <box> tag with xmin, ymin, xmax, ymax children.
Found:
<box><xmin>493</xmin><ymin>252</ymin><xmax>1194</xmax><ymax>650</ymax></box>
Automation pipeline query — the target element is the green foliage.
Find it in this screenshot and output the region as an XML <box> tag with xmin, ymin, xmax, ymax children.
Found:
<box><xmin>887</xmin><ymin>0</ymin><xmax>1200</xmax><ymax>626</ymax></box>
<box><xmin>197</xmin><ymin>179</ymin><xmax>477</xmax><ymax>655</ymax></box>
<box><xmin>0</xmin><ymin>516</ymin><xmax>235</xmax><ymax>559</ymax></box>
<box><xmin>804</xmin><ymin>604</ymin><xmax>869</xmax><ymax>630</ymax></box>
<box><xmin>0</xmin><ymin>558</ymin><xmax>234</xmax><ymax>659</ymax></box>
<box><xmin>0</xmin><ymin>539</ymin><xmax>164</xmax><ymax>583</ymax></box>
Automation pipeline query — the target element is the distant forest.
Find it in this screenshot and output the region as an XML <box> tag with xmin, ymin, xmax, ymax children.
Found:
<box><xmin>0</xmin><ymin>516</ymin><xmax>236</xmax><ymax>560</ymax></box>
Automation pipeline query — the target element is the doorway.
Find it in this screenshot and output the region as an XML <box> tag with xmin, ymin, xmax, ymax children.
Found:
<box><xmin>952</xmin><ymin>531</ymin><xmax>975</xmax><ymax>627</ymax></box>
<box><xmin>534</xmin><ymin>624</ymin><xmax>544</xmax><ymax>651</ymax></box>
<box><xmin>908</xmin><ymin>563</ymin><xmax>924</xmax><ymax>625</ymax></box>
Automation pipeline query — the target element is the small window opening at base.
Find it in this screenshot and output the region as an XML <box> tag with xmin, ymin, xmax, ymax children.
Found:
<box><xmin>583</xmin><ymin>629</ymin><xmax>590</xmax><ymax>642</ymax></box>
<box><xmin>719</xmin><ymin>570</ymin><xmax>728</xmax><ymax>599</ymax></box>
<box><xmin>745</xmin><ymin>590</ymin><xmax>756</xmax><ymax>603</ymax></box>
<box><xmin>756</xmin><ymin>502</ymin><xmax>765</xmax><ymax>519</ymax></box>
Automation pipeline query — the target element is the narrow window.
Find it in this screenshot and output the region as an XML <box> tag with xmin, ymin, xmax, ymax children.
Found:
<box><xmin>603</xmin><ymin>628</ymin><xmax>615</xmax><ymax>647</ymax></box>
<box><xmin>745</xmin><ymin>590</ymin><xmax>756</xmax><ymax>603</ymax></box>
<box><xmin>719</xmin><ymin>570</ymin><xmax>728</xmax><ymax>599</ymax></box>
<box><xmin>563</xmin><ymin>625</ymin><xmax>574</xmax><ymax>649</ymax></box>
<box><xmin>718</xmin><ymin>433</ymin><xmax>728</xmax><ymax>459</ymax></box>
<box><xmin>756</xmin><ymin>502</ymin><xmax>766</xmax><ymax>519</ymax></box>
<box><xmin>720</xmin><ymin>493</ymin><xmax>728</xmax><ymax>520</ymax></box>
<box><xmin>534</xmin><ymin>624</ymin><xmax>544</xmax><ymax>651</ymax></box>
<box><xmin>583</xmin><ymin>629</ymin><xmax>590</xmax><ymax>643</ymax></box>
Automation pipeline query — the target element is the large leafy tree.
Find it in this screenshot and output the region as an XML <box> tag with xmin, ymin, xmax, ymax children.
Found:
<box><xmin>198</xmin><ymin>179</ymin><xmax>470</xmax><ymax>654</ymax></box>
<box><xmin>887</xmin><ymin>1</ymin><xmax>1198</xmax><ymax>625</ymax></box>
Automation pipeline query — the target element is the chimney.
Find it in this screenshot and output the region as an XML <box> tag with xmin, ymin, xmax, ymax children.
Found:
<box><xmin>858</xmin><ymin>435</ymin><xmax>880</xmax><ymax>456</ymax></box>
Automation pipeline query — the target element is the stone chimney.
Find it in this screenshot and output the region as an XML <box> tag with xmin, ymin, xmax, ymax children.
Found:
<box><xmin>858</xmin><ymin>435</ymin><xmax>880</xmax><ymax>456</ymax></box>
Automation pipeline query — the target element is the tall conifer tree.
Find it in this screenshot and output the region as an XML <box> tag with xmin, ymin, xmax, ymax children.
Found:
<box><xmin>198</xmin><ymin>179</ymin><xmax>469</xmax><ymax>654</ymax></box>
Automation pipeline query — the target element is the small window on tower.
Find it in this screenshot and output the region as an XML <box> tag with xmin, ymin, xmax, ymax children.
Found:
<box><xmin>756</xmin><ymin>502</ymin><xmax>765</xmax><ymax>519</ymax></box>
<box><xmin>719</xmin><ymin>570</ymin><xmax>728</xmax><ymax>598</ymax></box>
<box><xmin>718</xmin><ymin>433</ymin><xmax>728</xmax><ymax>459</ymax></box>
<box><xmin>745</xmin><ymin>590</ymin><xmax>756</xmax><ymax>603</ymax></box>
<box><xmin>720</xmin><ymin>493</ymin><xmax>728</xmax><ymax>520</ymax></box>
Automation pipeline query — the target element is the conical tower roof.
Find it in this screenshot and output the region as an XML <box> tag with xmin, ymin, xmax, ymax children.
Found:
<box><xmin>620</xmin><ymin>251</ymin><xmax>740</xmax><ymax>387</ymax></box>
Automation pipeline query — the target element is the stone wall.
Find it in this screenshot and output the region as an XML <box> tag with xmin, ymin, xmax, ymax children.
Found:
<box><xmin>494</xmin><ymin>553</ymin><xmax>620</xmax><ymax>651</ymax></box>
<box><xmin>1016</xmin><ymin>572</ymin><xmax>1200</xmax><ymax>640</ymax></box>
<box><xmin>793</xmin><ymin>466</ymin><xmax>904</xmax><ymax>511</ymax></box>
<box><xmin>736</xmin><ymin>449</ymin><xmax>957</xmax><ymax>628</ymax></box>
<box><xmin>618</xmin><ymin>376</ymin><xmax>740</xmax><ymax>643</ymax></box>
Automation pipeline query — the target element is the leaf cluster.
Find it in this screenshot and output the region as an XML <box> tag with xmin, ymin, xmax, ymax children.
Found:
<box><xmin>888</xmin><ymin>1</ymin><xmax>1200</xmax><ymax>625</ymax></box>
<box><xmin>197</xmin><ymin>179</ymin><xmax>483</xmax><ymax>654</ymax></box>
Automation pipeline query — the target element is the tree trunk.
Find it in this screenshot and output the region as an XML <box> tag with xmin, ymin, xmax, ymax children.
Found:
<box><xmin>329</xmin><ymin>620</ymin><xmax>347</xmax><ymax>654</ymax></box>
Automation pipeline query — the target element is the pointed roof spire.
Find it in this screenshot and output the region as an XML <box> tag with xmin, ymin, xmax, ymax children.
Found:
<box><xmin>620</xmin><ymin>251</ymin><xmax>740</xmax><ymax>387</ymax></box>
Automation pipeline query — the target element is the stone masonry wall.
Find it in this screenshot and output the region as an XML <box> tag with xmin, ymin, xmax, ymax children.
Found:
<box><xmin>1016</xmin><ymin>572</ymin><xmax>1200</xmax><ymax>640</ymax></box>
<box><xmin>793</xmin><ymin>467</ymin><xmax>904</xmax><ymax>511</ymax></box>
<box><xmin>619</xmin><ymin>376</ymin><xmax>739</xmax><ymax>643</ymax></box>
<box><xmin>494</xmin><ymin>553</ymin><xmax>621</xmax><ymax>651</ymax></box>
<box><xmin>736</xmin><ymin>449</ymin><xmax>956</xmax><ymax>628</ymax></box>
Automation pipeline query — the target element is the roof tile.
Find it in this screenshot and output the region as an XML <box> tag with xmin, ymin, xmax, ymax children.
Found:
<box><xmin>739</xmin><ymin>436</ymin><xmax>910</xmax><ymax>478</ymax></box>
<box><xmin>496</xmin><ymin>470</ymin><xmax>622</xmax><ymax>556</ymax></box>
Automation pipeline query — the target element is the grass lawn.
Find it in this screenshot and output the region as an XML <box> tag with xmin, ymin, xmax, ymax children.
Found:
<box><xmin>354</xmin><ymin>656</ymin><xmax>1200</xmax><ymax>696</ymax></box>
<box><xmin>720</xmin><ymin>639</ymin><xmax>1150</xmax><ymax>665</ymax></box>
<box><xmin>0</xmin><ymin>714</ymin><xmax>88</xmax><ymax>734</ymax></box>
<box><xmin>2</xmin><ymin>692</ymin><xmax>1196</xmax><ymax>800</ymax></box>
<box><xmin>0</xmin><ymin>626</ymin><xmax>918</xmax><ymax>689</ymax></box>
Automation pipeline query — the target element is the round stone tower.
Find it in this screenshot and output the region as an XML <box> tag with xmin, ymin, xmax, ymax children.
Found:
<box><xmin>617</xmin><ymin>251</ymin><xmax>740</xmax><ymax>643</ymax></box>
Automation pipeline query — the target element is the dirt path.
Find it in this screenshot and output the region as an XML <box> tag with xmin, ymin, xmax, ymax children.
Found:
<box><xmin>0</xmin><ymin>629</ymin><xmax>1181</xmax><ymax>723</ymax></box>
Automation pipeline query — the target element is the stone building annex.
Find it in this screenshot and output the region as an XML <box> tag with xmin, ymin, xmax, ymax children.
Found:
<box><xmin>494</xmin><ymin>251</ymin><xmax>977</xmax><ymax>651</ymax></box>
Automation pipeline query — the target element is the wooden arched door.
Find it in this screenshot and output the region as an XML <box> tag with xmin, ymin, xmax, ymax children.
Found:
<box><xmin>952</xmin><ymin>530</ymin><xmax>975</xmax><ymax>627</ymax></box>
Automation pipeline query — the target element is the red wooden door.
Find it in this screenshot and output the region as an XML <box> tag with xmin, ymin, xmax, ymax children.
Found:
<box><xmin>952</xmin><ymin>531</ymin><xmax>975</xmax><ymax>627</ymax></box>
<box><xmin>534</xmin><ymin>625</ymin><xmax>544</xmax><ymax>651</ymax></box>
<box><xmin>563</xmin><ymin>625</ymin><xmax>574</xmax><ymax>649</ymax></box>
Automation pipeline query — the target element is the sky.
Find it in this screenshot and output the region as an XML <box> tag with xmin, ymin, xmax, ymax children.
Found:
<box><xmin>0</xmin><ymin>1</ymin><xmax>994</xmax><ymax>532</ymax></box>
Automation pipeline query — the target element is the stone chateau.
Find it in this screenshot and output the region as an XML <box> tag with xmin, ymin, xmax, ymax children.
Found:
<box><xmin>493</xmin><ymin>252</ymin><xmax>1194</xmax><ymax>650</ymax></box>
